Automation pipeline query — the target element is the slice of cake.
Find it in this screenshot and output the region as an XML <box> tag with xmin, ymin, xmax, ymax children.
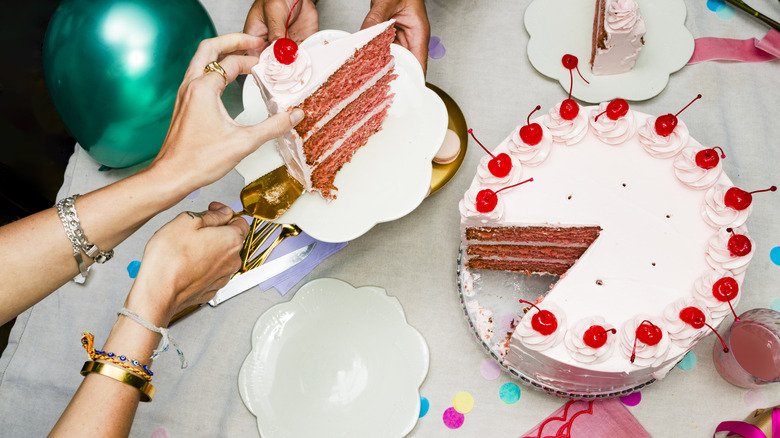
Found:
<box><xmin>590</xmin><ymin>0</ymin><xmax>646</xmax><ymax>75</ymax></box>
<box><xmin>251</xmin><ymin>20</ymin><xmax>397</xmax><ymax>199</ymax></box>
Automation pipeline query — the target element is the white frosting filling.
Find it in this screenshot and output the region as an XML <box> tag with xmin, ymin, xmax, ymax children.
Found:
<box><xmin>673</xmin><ymin>147</ymin><xmax>723</xmax><ymax>190</ymax></box>
<box><xmin>702</xmin><ymin>185</ymin><xmax>752</xmax><ymax>229</ymax></box>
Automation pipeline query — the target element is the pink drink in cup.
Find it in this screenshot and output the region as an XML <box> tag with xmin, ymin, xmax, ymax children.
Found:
<box><xmin>712</xmin><ymin>308</ymin><xmax>780</xmax><ymax>388</ymax></box>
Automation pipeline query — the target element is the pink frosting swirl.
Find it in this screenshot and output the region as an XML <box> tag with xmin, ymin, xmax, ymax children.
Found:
<box><xmin>588</xmin><ymin>103</ymin><xmax>637</xmax><ymax>145</ymax></box>
<box><xmin>662</xmin><ymin>298</ymin><xmax>711</xmax><ymax>348</ymax></box>
<box><xmin>638</xmin><ymin>118</ymin><xmax>689</xmax><ymax>159</ymax></box>
<box><xmin>564</xmin><ymin>316</ymin><xmax>616</xmax><ymax>364</ymax></box>
<box><xmin>618</xmin><ymin>315</ymin><xmax>670</xmax><ymax>367</ymax></box>
<box><xmin>701</xmin><ymin>185</ymin><xmax>752</xmax><ymax>229</ymax></box>
<box><xmin>258</xmin><ymin>42</ymin><xmax>312</xmax><ymax>93</ymax></box>
<box><xmin>507</xmin><ymin>125</ymin><xmax>553</xmax><ymax>166</ymax></box>
<box><xmin>694</xmin><ymin>269</ymin><xmax>742</xmax><ymax>320</ymax></box>
<box><xmin>543</xmin><ymin>102</ymin><xmax>589</xmax><ymax>146</ymax></box>
<box><xmin>514</xmin><ymin>302</ymin><xmax>567</xmax><ymax>351</ymax></box>
<box><xmin>606</xmin><ymin>0</ymin><xmax>642</xmax><ymax>31</ymax></box>
<box><xmin>673</xmin><ymin>147</ymin><xmax>723</xmax><ymax>190</ymax></box>
<box><xmin>705</xmin><ymin>225</ymin><xmax>754</xmax><ymax>275</ymax></box>
<box><xmin>459</xmin><ymin>186</ymin><xmax>504</xmax><ymax>224</ymax></box>
<box><xmin>476</xmin><ymin>154</ymin><xmax>523</xmax><ymax>188</ymax></box>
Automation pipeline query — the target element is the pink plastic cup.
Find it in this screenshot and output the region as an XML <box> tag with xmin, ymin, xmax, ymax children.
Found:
<box><xmin>712</xmin><ymin>308</ymin><xmax>780</xmax><ymax>389</ymax></box>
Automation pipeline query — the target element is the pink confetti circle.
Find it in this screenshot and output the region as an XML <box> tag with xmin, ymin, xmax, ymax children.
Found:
<box><xmin>443</xmin><ymin>407</ymin><xmax>465</xmax><ymax>429</ymax></box>
<box><xmin>620</xmin><ymin>391</ymin><xmax>642</xmax><ymax>406</ymax></box>
<box><xmin>150</xmin><ymin>428</ymin><xmax>171</xmax><ymax>438</ymax></box>
<box><xmin>744</xmin><ymin>389</ymin><xmax>768</xmax><ymax>411</ymax></box>
<box><xmin>480</xmin><ymin>359</ymin><xmax>502</xmax><ymax>380</ymax></box>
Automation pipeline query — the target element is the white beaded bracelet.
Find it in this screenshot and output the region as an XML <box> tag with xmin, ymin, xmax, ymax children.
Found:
<box><xmin>56</xmin><ymin>195</ymin><xmax>114</xmax><ymax>283</ymax></box>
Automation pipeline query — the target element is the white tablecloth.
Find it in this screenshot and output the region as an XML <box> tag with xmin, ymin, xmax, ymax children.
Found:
<box><xmin>2</xmin><ymin>1</ymin><xmax>779</xmax><ymax>436</ymax></box>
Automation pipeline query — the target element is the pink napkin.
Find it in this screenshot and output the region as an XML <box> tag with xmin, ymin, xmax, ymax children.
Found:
<box><xmin>520</xmin><ymin>399</ymin><xmax>651</xmax><ymax>438</ymax></box>
<box><xmin>688</xmin><ymin>29</ymin><xmax>780</xmax><ymax>64</ymax></box>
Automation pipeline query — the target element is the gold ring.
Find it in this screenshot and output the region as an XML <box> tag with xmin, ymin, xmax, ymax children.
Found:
<box><xmin>203</xmin><ymin>61</ymin><xmax>227</xmax><ymax>84</ymax></box>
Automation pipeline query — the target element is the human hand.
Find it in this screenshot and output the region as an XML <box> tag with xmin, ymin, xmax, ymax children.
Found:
<box><xmin>123</xmin><ymin>202</ymin><xmax>250</xmax><ymax>326</ymax></box>
<box><xmin>243</xmin><ymin>0</ymin><xmax>319</xmax><ymax>56</ymax></box>
<box><xmin>149</xmin><ymin>33</ymin><xmax>304</xmax><ymax>194</ymax></box>
<box><xmin>362</xmin><ymin>0</ymin><xmax>430</xmax><ymax>75</ymax></box>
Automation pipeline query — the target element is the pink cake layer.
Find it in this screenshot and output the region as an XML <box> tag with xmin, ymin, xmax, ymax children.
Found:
<box><xmin>310</xmin><ymin>105</ymin><xmax>391</xmax><ymax>199</ymax></box>
<box><xmin>294</xmin><ymin>25</ymin><xmax>396</xmax><ymax>139</ymax></box>
<box><xmin>464</xmin><ymin>226</ymin><xmax>602</xmax><ymax>246</ymax></box>
<box><xmin>468</xmin><ymin>244</ymin><xmax>589</xmax><ymax>261</ymax></box>
<box><xmin>468</xmin><ymin>259</ymin><xmax>571</xmax><ymax>276</ymax></box>
<box><xmin>303</xmin><ymin>72</ymin><xmax>396</xmax><ymax>166</ymax></box>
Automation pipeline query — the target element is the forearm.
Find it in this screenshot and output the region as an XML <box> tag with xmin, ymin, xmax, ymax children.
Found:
<box><xmin>0</xmin><ymin>163</ymin><xmax>193</xmax><ymax>325</ymax></box>
<box><xmin>50</xmin><ymin>314</ymin><xmax>162</xmax><ymax>438</ymax></box>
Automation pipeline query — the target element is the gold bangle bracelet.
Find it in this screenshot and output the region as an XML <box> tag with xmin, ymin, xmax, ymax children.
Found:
<box><xmin>80</xmin><ymin>361</ymin><xmax>155</xmax><ymax>402</ymax></box>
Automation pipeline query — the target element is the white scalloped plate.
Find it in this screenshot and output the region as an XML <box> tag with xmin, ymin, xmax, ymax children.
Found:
<box><xmin>525</xmin><ymin>0</ymin><xmax>694</xmax><ymax>102</ymax></box>
<box><xmin>235</xmin><ymin>30</ymin><xmax>447</xmax><ymax>243</ymax></box>
<box><xmin>238</xmin><ymin>278</ymin><xmax>429</xmax><ymax>438</ymax></box>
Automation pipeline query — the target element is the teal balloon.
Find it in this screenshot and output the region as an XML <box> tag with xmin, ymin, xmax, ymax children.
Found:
<box><xmin>43</xmin><ymin>0</ymin><xmax>216</xmax><ymax>168</ymax></box>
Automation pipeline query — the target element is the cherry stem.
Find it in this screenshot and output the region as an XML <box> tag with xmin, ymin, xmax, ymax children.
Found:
<box><xmin>597</xmin><ymin>328</ymin><xmax>617</xmax><ymax>337</ymax></box>
<box><xmin>568</xmin><ymin>69</ymin><xmax>573</xmax><ymax>100</ymax></box>
<box><xmin>285</xmin><ymin>0</ymin><xmax>301</xmax><ymax>39</ymax></box>
<box><xmin>518</xmin><ymin>298</ymin><xmax>549</xmax><ymax>323</ymax></box>
<box><xmin>748</xmin><ymin>185</ymin><xmax>778</xmax><ymax>195</ymax></box>
<box><xmin>496</xmin><ymin>178</ymin><xmax>534</xmax><ymax>194</ymax></box>
<box><xmin>695</xmin><ymin>318</ymin><xmax>729</xmax><ymax>353</ymax></box>
<box><xmin>574</xmin><ymin>64</ymin><xmax>589</xmax><ymax>85</ymax></box>
<box><xmin>594</xmin><ymin>109</ymin><xmax>607</xmax><ymax>122</ymax></box>
<box><xmin>527</xmin><ymin>105</ymin><xmax>541</xmax><ymax>126</ymax></box>
<box><xmin>630</xmin><ymin>319</ymin><xmax>658</xmax><ymax>363</ymax></box>
<box><xmin>467</xmin><ymin>128</ymin><xmax>495</xmax><ymax>159</ymax></box>
<box><xmin>727</xmin><ymin>299</ymin><xmax>740</xmax><ymax>322</ymax></box>
<box><xmin>713</xmin><ymin>146</ymin><xmax>726</xmax><ymax>159</ymax></box>
<box><xmin>675</xmin><ymin>94</ymin><xmax>702</xmax><ymax>117</ymax></box>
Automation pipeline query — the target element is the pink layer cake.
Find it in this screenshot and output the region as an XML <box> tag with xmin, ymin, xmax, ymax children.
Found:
<box><xmin>590</xmin><ymin>0</ymin><xmax>646</xmax><ymax>75</ymax></box>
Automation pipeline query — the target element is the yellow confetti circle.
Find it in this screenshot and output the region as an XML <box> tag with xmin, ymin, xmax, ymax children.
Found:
<box><xmin>453</xmin><ymin>391</ymin><xmax>474</xmax><ymax>414</ymax></box>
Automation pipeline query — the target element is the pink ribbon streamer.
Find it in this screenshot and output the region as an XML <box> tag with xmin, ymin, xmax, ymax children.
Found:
<box><xmin>688</xmin><ymin>29</ymin><xmax>780</xmax><ymax>64</ymax></box>
<box><xmin>714</xmin><ymin>407</ymin><xmax>779</xmax><ymax>438</ymax></box>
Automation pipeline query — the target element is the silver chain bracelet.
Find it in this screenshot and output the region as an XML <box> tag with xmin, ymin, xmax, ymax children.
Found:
<box><xmin>56</xmin><ymin>195</ymin><xmax>114</xmax><ymax>283</ymax></box>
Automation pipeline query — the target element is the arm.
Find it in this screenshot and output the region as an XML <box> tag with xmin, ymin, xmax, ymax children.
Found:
<box><xmin>49</xmin><ymin>203</ymin><xmax>249</xmax><ymax>437</ymax></box>
<box><xmin>0</xmin><ymin>33</ymin><xmax>303</xmax><ymax>325</ymax></box>
<box><xmin>361</xmin><ymin>0</ymin><xmax>431</xmax><ymax>75</ymax></box>
<box><xmin>243</xmin><ymin>0</ymin><xmax>320</xmax><ymax>55</ymax></box>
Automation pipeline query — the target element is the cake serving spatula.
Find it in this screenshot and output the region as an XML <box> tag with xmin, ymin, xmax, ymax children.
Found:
<box><xmin>233</xmin><ymin>165</ymin><xmax>304</xmax><ymax>221</ymax></box>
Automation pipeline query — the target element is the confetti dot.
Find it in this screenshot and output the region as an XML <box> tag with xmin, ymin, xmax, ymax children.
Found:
<box><xmin>419</xmin><ymin>396</ymin><xmax>429</xmax><ymax>418</ymax></box>
<box><xmin>707</xmin><ymin>0</ymin><xmax>725</xmax><ymax>12</ymax></box>
<box><xmin>186</xmin><ymin>188</ymin><xmax>201</xmax><ymax>199</ymax></box>
<box><xmin>744</xmin><ymin>389</ymin><xmax>768</xmax><ymax>410</ymax></box>
<box><xmin>771</xmin><ymin>298</ymin><xmax>780</xmax><ymax>312</ymax></box>
<box><xmin>443</xmin><ymin>407</ymin><xmax>465</xmax><ymax>429</ymax></box>
<box><xmin>428</xmin><ymin>36</ymin><xmax>446</xmax><ymax>59</ymax></box>
<box><xmin>715</xmin><ymin>6</ymin><xmax>735</xmax><ymax>20</ymax></box>
<box><xmin>770</xmin><ymin>247</ymin><xmax>780</xmax><ymax>266</ymax></box>
<box><xmin>620</xmin><ymin>391</ymin><xmax>642</xmax><ymax>406</ymax></box>
<box><xmin>499</xmin><ymin>382</ymin><xmax>521</xmax><ymax>405</ymax></box>
<box><xmin>150</xmin><ymin>428</ymin><xmax>170</xmax><ymax>438</ymax></box>
<box><xmin>480</xmin><ymin>359</ymin><xmax>502</xmax><ymax>380</ymax></box>
<box><xmin>677</xmin><ymin>351</ymin><xmax>697</xmax><ymax>370</ymax></box>
<box><xmin>126</xmin><ymin>260</ymin><xmax>141</xmax><ymax>278</ymax></box>
<box><xmin>453</xmin><ymin>392</ymin><xmax>474</xmax><ymax>414</ymax></box>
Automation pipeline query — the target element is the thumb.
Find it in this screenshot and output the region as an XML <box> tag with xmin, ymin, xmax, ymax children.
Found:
<box><xmin>196</xmin><ymin>206</ymin><xmax>234</xmax><ymax>228</ymax></box>
<box><xmin>361</xmin><ymin>4</ymin><xmax>393</xmax><ymax>30</ymax></box>
<box><xmin>247</xmin><ymin>109</ymin><xmax>305</xmax><ymax>144</ymax></box>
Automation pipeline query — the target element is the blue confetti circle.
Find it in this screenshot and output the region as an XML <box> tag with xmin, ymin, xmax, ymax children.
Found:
<box><xmin>126</xmin><ymin>260</ymin><xmax>141</xmax><ymax>278</ymax></box>
<box><xmin>771</xmin><ymin>298</ymin><xmax>780</xmax><ymax>312</ymax></box>
<box><xmin>419</xmin><ymin>396</ymin><xmax>429</xmax><ymax>418</ymax></box>
<box><xmin>499</xmin><ymin>382</ymin><xmax>521</xmax><ymax>405</ymax></box>
<box><xmin>770</xmin><ymin>247</ymin><xmax>780</xmax><ymax>266</ymax></box>
<box><xmin>677</xmin><ymin>351</ymin><xmax>697</xmax><ymax>370</ymax></box>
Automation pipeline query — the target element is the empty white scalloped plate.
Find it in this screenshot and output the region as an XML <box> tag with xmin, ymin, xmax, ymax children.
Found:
<box><xmin>525</xmin><ymin>0</ymin><xmax>694</xmax><ymax>102</ymax></box>
<box><xmin>238</xmin><ymin>278</ymin><xmax>430</xmax><ymax>438</ymax></box>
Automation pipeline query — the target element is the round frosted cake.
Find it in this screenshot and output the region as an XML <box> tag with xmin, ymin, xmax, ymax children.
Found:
<box><xmin>458</xmin><ymin>97</ymin><xmax>758</xmax><ymax>397</ymax></box>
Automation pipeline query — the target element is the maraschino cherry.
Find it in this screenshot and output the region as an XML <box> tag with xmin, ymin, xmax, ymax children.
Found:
<box><xmin>519</xmin><ymin>105</ymin><xmax>543</xmax><ymax>145</ymax></box>
<box><xmin>518</xmin><ymin>299</ymin><xmax>557</xmax><ymax>335</ymax></box>
<box><xmin>655</xmin><ymin>94</ymin><xmax>702</xmax><ymax>137</ymax></box>
<box><xmin>695</xmin><ymin>146</ymin><xmax>725</xmax><ymax>170</ymax></box>
<box><xmin>560</xmin><ymin>54</ymin><xmax>589</xmax><ymax>121</ymax></box>
<box><xmin>273</xmin><ymin>0</ymin><xmax>301</xmax><ymax>65</ymax></box>
<box><xmin>725</xmin><ymin>228</ymin><xmax>752</xmax><ymax>257</ymax></box>
<box><xmin>712</xmin><ymin>277</ymin><xmax>740</xmax><ymax>321</ymax></box>
<box><xmin>679</xmin><ymin>306</ymin><xmax>729</xmax><ymax>353</ymax></box>
<box><xmin>469</xmin><ymin>128</ymin><xmax>512</xmax><ymax>178</ymax></box>
<box><xmin>475</xmin><ymin>178</ymin><xmax>534</xmax><ymax>213</ymax></box>
<box><xmin>630</xmin><ymin>320</ymin><xmax>662</xmax><ymax>363</ymax></box>
<box><xmin>594</xmin><ymin>98</ymin><xmax>629</xmax><ymax>122</ymax></box>
<box><xmin>583</xmin><ymin>325</ymin><xmax>617</xmax><ymax>349</ymax></box>
<box><xmin>724</xmin><ymin>186</ymin><xmax>777</xmax><ymax>211</ymax></box>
